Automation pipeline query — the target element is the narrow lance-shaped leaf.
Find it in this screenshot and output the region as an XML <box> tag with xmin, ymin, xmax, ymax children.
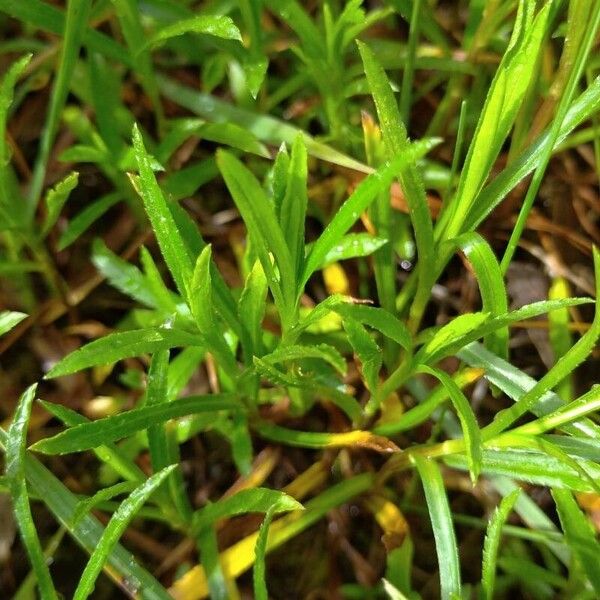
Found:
<box><xmin>193</xmin><ymin>488</ymin><xmax>302</xmax><ymax>532</ymax></box>
<box><xmin>481</xmin><ymin>489</ymin><xmax>520</xmax><ymax>600</ymax></box>
<box><xmin>42</xmin><ymin>171</ymin><xmax>78</xmax><ymax>236</ymax></box>
<box><xmin>217</xmin><ymin>149</ymin><xmax>296</xmax><ymax>324</ymax></box>
<box><xmin>6</xmin><ymin>384</ymin><xmax>59</xmax><ymax>600</ymax></box>
<box><xmin>412</xmin><ymin>455</ymin><xmax>461</xmax><ymax>600</ymax></box>
<box><xmin>552</xmin><ymin>488</ymin><xmax>600</xmax><ymax>594</ymax></box>
<box><xmin>416</xmin><ymin>365</ymin><xmax>482</xmax><ymax>483</ymax></box>
<box><xmin>0</xmin><ymin>429</ymin><xmax>171</xmax><ymax>599</ymax></box>
<box><xmin>31</xmin><ymin>394</ymin><xmax>240</xmax><ymax>455</ymax></box>
<box><xmin>72</xmin><ymin>465</ymin><xmax>176</xmax><ymax>600</ymax></box>
<box><xmin>0</xmin><ymin>54</ymin><xmax>31</xmax><ymax>222</ymax></box>
<box><xmin>302</xmin><ymin>150</ymin><xmax>418</xmax><ymax>288</ymax></box>
<box><xmin>146</xmin><ymin>15</ymin><xmax>242</xmax><ymax>49</ymax></box>
<box><xmin>0</xmin><ymin>310</ymin><xmax>27</xmax><ymax>336</ymax></box>
<box><xmin>484</xmin><ymin>247</ymin><xmax>600</xmax><ymax>437</ymax></box>
<box><xmin>28</xmin><ymin>0</ymin><xmax>92</xmax><ymax>213</ymax></box>
<box><xmin>190</xmin><ymin>245</ymin><xmax>239</xmax><ymax>378</ymax></box>
<box><xmin>357</xmin><ymin>40</ymin><xmax>434</xmax><ymax>300</ymax></box>
<box><xmin>238</xmin><ymin>259</ymin><xmax>268</xmax><ymax>359</ymax></box>
<box><xmin>254</xmin><ymin>504</ymin><xmax>277</xmax><ymax>600</ymax></box>
<box><xmin>452</xmin><ymin>232</ymin><xmax>508</xmax><ymax>360</ymax></box>
<box><xmin>45</xmin><ymin>327</ymin><xmax>204</xmax><ymax>379</ymax></box>
<box><xmin>132</xmin><ymin>124</ymin><xmax>193</xmax><ymax>298</ymax></box>
<box><xmin>280</xmin><ymin>134</ymin><xmax>308</xmax><ymax>284</ymax></box>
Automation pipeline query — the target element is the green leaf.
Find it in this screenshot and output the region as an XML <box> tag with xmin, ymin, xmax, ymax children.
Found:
<box><xmin>72</xmin><ymin>465</ymin><xmax>176</xmax><ymax>600</ymax></box>
<box><xmin>335</xmin><ymin>303</ymin><xmax>411</xmax><ymax>350</ymax></box>
<box><xmin>420</xmin><ymin>298</ymin><xmax>592</xmax><ymax>366</ymax></box>
<box><xmin>343</xmin><ymin>316</ymin><xmax>382</xmax><ymax>394</ymax></box>
<box><xmin>193</xmin><ymin>488</ymin><xmax>302</xmax><ymax>532</ymax></box>
<box><xmin>253</xmin><ymin>504</ymin><xmax>277</xmax><ymax>600</ymax></box>
<box><xmin>485</xmin><ymin>248</ymin><xmax>600</xmax><ymax>437</ymax></box>
<box><xmin>238</xmin><ymin>259</ymin><xmax>268</xmax><ymax>358</ymax></box>
<box><xmin>217</xmin><ymin>149</ymin><xmax>296</xmax><ymax>321</ymax></box>
<box><xmin>132</xmin><ymin>124</ymin><xmax>193</xmax><ymax>298</ymax></box>
<box><xmin>27</xmin><ymin>0</ymin><xmax>92</xmax><ymax>213</ymax></box>
<box><xmin>39</xmin><ymin>400</ymin><xmax>145</xmax><ymax>484</ymax></box>
<box><xmin>92</xmin><ymin>239</ymin><xmax>158</xmax><ymax>309</ymax></box>
<box><xmin>458</xmin><ymin>342</ymin><xmax>600</xmax><ymax>440</ymax></box>
<box><xmin>147</xmin><ymin>15</ymin><xmax>242</xmax><ymax>49</ymax></box>
<box><xmin>261</xmin><ymin>343</ymin><xmax>346</xmax><ymax>376</ymax></box>
<box><xmin>45</xmin><ymin>327</ymin><xmax>203</xmax><ymax>379</ymax></box>
<box><xmin>302</xmin><ymin>151</ymin><xmax>415</xmax><ymax>288</ymax></box>
<box><xmin>71</xmin><ymin>481</ymin><xmax>137</xmax><ymax>527</ymax></box>
<box><xmin>420</xmin><ymin>312</ymin><xmax>489</xmax><ymax>360</ymax></box>
<box><xmin>280</xmin><ymin>134</ymin><xmax>308</xmax><ymax>280</ymax></box>
<box><xmin>111</xmin><ymin>0</ymin><xmax>163</xmax><ymax>129</ymax></box>
<box><xmin>145</xmin><ymin>350</ymin><xmax>170</xmax><ymax>472</ymax></box>
<box><xmin>357</xmin><ymin>40</ymin><xmax>434</xmax><ymax>306</ymax></box>
<box><xmin>0</xmin><ymin>310</ymin><xmax>27</xmax><ymax>336</ymax></box>
<box><xmin>189</xmin><ymin>245</ymin><xmax>238</xmax><ymax>378</ymax></box>
<box><xmin>158</xmin><ymin>74</ymin><xmax>371</xmax><ymax>173</ymax></box>
<box><xmin>416</xmin><ymin>365</ymin><xmax>481</xmax><ymax>482</ymax></box>
<box><xmin>552</xmin><ymin>488</ymin><xmax>600</xmax><ymax>594</ymax></box>
<box><xmin>481</xmin><ymin>489</ymin><xmax>520</xmax><ymax>600</ymax></box>
<box><xmin>0</xmin><ymin>54</ymin><xmax>31</xmax><ymax>225</ymax></box>
<box><xmin>58</xmin><ymin>192</ymin><xmax>121</xmax><ymax>250</ymax></box>
<box><xmin>313</xmin><ymin>233</ymin><xmax>388</xmax><ymax>268</ymax></box>
<box><xmin>452</xmin><ymin>232</ymin><xmax>508</xmax><ymax>359</ymax></box>
<box><xmin>0</xmin><ymin>428</ymin><xmax>171</xmax><ymax>598</ymax></box>
<box><xmin>445</xmin><ymin>449</ymin><xmax>600</xmax><ymax>492</ymax></box>
<box><xmin>6</xmin><ymin>385</ymin><xmax>58</xmax><ymax>600</ymax></box>
<box><xmin>31</xmin><ymin>393</ymin><xmax>240</xmax><ymax>455</ymax></box>
<box><xmin>412</xmin><ymin>455</ymin><xmax>461</xmax><ymax>600</ymax></box>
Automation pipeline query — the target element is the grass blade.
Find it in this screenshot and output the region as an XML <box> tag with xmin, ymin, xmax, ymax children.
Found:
<box><xmin>552</xmin><ymin>488</ymin><xmax>600</xmax><ymax>594</ymax></box>
<box><xmin>0</xmin><ymin>310</ymin><xmax>27</xmax><ymax>336</ymax></box>
<box><xmin>193</xmin><ymin>488</ymin><xmax>302</xmax><ymax>532</ymax></box>
<box><xmin>412</xmin><ymin>455</ymin><xmax>461</xmax><ymax>600</ymax></box>
<box><xmin>42</xmin><ymin>171</ymin><xmax>78</xmax><ymax>237</ymax></box>
<box><xmin>28</xmin><ymin>0</ymin><xmax>92</xmax><ymax>213</ymax></box>
<box><xmin>280</xmin><ymin>134</ymin><xmax>308</xmax><ymax>282</ymax></box>
<box><xmin>452</xmin><ymin>232</ymin><xmax>508</xmax><ymax>360</ymax></box>
<box><xmin>132</xmin><ymin>124</ymin><xmax>193</xmax><ymax>298</ymax></box>
<box><xmin>45</xmin><ymin>327</ymin><xmax>204</xmax><ymax>378</ymax></box>
<box><xmin>484</xmin><ymin>248</ymin><xmax>600</xmax><ymax>437</ymax></box>
<box><xmin>31</xmin><ymin>394</ymin><xmax>239</xmax><ymax>455</ymax></box>
<box><xmin>6</xmin><ymin>385</ymin><xmax>58</xmax><ymax>600</ymax></box>
<box><xmin>358</xmin><ymin>40</ymin><xmax>434</xmax><ymax>329</ymax></box>
<box><xmin>72</xmin><ymin>465</ymin><xmax>176</xmax><ymax>600</ymax></box>
<box><xmin>253</xmin><ymin>504</ymin><xmax>277</xmax><ymax>600</ymax></box>
<box><xmin>147</xmin><ymin>15</ymin><xmax>241</xmax><ymax>49</ymax></box>
<box><xmin>416</xmin><ymin>365</ymin><xmax>481</xmax><ymax>482</ymax></box>
<box><xmin>481</xmin><ymin>489</ymin><xmax>520</xmax><ymax>600</ymax></box>
<box><xmin>0</xmin><ymin>427</ymin><xmax>172</xmax><ymax>599</ymax></box>
<box><xmin>217</xmin><ymin>149</ymin><xmax>296</xmax><ymax>324</ymax></box>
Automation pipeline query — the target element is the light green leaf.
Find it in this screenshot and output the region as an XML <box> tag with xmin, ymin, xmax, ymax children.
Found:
<box><xmin>0</xmin><ymin>310</ymin><xmax>27</xmax><ymax>336</ymax></box>
<box><xmin>412</xmin><ymin>455</ymin><xmax>461</xmax><ymax>600</ymax></box>
<box><xmin>481</xmin><ymin>489</ymin><xmax>520</xmax><ymax>600</ymax></box>
<box><xmin>452</xmin><ymin>232</ymin><xmax>508</xmax><ymax>359</ymax></box>
<box><xmin>31</xmin><ymin>394</ymin><xmax>240</xmax><ymax>455</ymax></box>
<box><xmin>6</xmin><ymin>385</ymin><xmax>58</xmax><ymax>600</ymax></box>
<box><xmin>193</xmin><ymin>488</ymin><xmax>302</xmax><ymax>532</ymax></box>
<box><xmin>132</xmin><ymin>124</ymin><xmax>193</xmax><ymax>299</ymax></box>
<box><xmin>45</xmin><ymin>327</ymin><xmax>203</xmax><ymax>379</ymax></box>
<box><xmin>416</xmin><ymin>365</ymin><xmax>481</xmax><ymax>482</ymax></box>
<box><xmin>552</xmin><ymin>488</ymin><xmax>600</xmax><ymax>594</ymax></box>
<box><xmin>148</xmin><ymin>15</ymin><xmax>242</xmax><ymax>49</ymax></box>
<box><xmin>72</xmin><ymin>465</ymin><xmax>176</xmax><ymax>600</ymax></box>
<box><xmin>42</xmin><ymin>171</ymin><xmax>78</xmax><ymax>236</ymax></box>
